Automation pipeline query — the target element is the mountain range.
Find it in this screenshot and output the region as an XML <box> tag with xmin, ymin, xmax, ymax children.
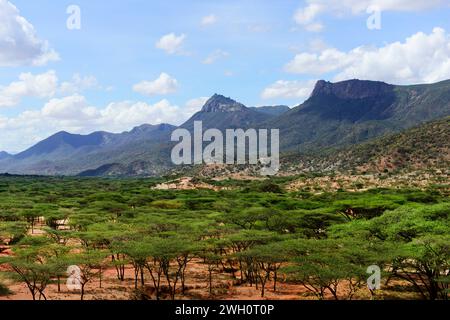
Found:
<box><xmin>0</xmin><ymin>78</ymin><xmax>449</xmax><ymax>176</ymax></box>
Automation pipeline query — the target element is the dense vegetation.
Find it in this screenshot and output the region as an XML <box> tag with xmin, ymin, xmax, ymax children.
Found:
<box><xmin>0</xmin><ymin>176</ymin><xmax>448</xmax><ymax>300</ymax></box>
<box><xmin>281</xmin><ymin>116</ymin><xmax>450</xmax><ymax>174</ymax></box>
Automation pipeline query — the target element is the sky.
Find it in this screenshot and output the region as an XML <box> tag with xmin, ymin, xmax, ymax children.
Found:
<box><xmin>0</xmin><ymin>0</ymin><xmax>450</xmax><ymax>153</ymax></box>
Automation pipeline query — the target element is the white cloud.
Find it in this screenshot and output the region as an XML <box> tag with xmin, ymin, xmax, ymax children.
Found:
<box><xmin>39</xmin><ymin>95</ymin><xmax>187</xmax><ymax>131</ymax></box>
<box><xmin>133</xmin><ymin>73</ymin><xmax>178</xmax><ymax>96</ymax></box>
<box><xmin>285</xmin><ymin>49</ymin><xmax>348</xmax><ymax>75</ymax></box>
<box><xmin>0</xmin><ymin>71</ymin><xmax>102</xmax><ymax>107</ymax></box>
<box><xmin>98</xmin><ymin>99</ymin><xmax>183</xmax><ymax>131</ymax></box>
<box><xmin>202</xmin><ymin>50</ymin><xmax>229</xmax><ymax>64</ymax></box>
<box><xmin>261</xmin><ymin>80</ymin><xmax>316</xmax><ymax>100</ymax></box>
<box><xmin>201</xmin><ymin>14</ymin><xmax>217</xmax><ymax>26</ymax></box>
<box><xmin>0</xmin><ymin>71</ymin><xmax>58</xmax><ymax>107</ymax></box>
<box><xmin>284</xmin><ymin>28</ymin><xmax>450</xmax><ymax>84</ymax></box>
<box><xmin>294</xmin><ymin>3</ymin><xmax>323</xmax><ymax>24</ymax></box>
<box><xmin>308</xmin><ymin>38</ymin><xmax>329</xmax><ymax>52</ymax></box>
<box><xmin>42</xmin><ymin>95</ymin><xmax>97</xmax><ymax>120</ymax></box>
<box><xmin>155</xmin><ymin>33</ymin><xmax>186</xmax><ymax>55</ymax></box>
<box><xmin>0</xmin><ymin>94</ymin><xmax>205</xmax><ymax>152</ymax></box>
<box><xmin>0</xmin><ymin>0</ymin><xmax>59</xmax><ymax>66</ymax></box>
<box><xmin>294</xmin><ymin>0</ymin><xmax>447</xmax><ymax>32</ymax></box>
<box><xmin>59</xmin><ymin>74</ymin><xmax>99</xmax><ymax>95</ymax></box>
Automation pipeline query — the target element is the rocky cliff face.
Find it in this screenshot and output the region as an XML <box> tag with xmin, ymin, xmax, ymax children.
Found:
<box><xmin>311</xmin><ymin>79</ymin><xmax>394</xmax><ymax>99</ymax></box>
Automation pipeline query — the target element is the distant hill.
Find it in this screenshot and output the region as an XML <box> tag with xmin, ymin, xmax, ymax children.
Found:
<box><xmin>331</xmin><ymin>116</ymin><xmax>450</xmax><ymax>172</ymax></box>
<box><xmin>0</xmin><ymin>151</ymin><xmax>12</xmax><ymax>160</ymax></box>
<box><xmin>282</xmin><ymin>117</ymin><xmax>450</xmax><ymax>173</ymax></box>
<box><xmin>14</xmin><ymin>131</ymin><xmax>112</xmax><ymax>160</ymax></box>
<box><xmin>77</xmin><ymin>160</ymin><xmax>160</xmax><ymax>177</ymax></box>
<box><xmin>250</xmin><ymin>105</ymin><xmax>290</xmax><ymax>116</ymax></box>
<box><xmin>0</xmin><ymin>123</ymin><xmax>176</xmax><ymax>176</ymax></box>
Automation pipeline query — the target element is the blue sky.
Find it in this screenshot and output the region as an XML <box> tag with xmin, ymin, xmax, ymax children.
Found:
<box><xmin>0</xmin><ymin>0</ymin><xmax>450</xmax><ymax>152</ymax></box>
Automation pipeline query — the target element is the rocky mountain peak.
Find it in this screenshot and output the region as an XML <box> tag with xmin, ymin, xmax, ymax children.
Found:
<box><xmin>201</xmin><ymin>94</ymin><xmax>247</xmax><ymax>112</ymax></box>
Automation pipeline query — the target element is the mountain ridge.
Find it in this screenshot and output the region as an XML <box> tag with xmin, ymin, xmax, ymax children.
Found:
<box><xmin>1</xmin><ymin>78</ymin><xmax>449</xmax><ymax>176</ymax></box>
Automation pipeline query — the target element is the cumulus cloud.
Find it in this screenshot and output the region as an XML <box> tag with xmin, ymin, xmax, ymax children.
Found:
<box><xmin>294</xmin><ymin>3</ymin><xmax>325</xmax><ymax>32</ymax></box>
<box><xmin>202</xmin><ymin>50</ymin><xmax>229</xmax><ymax>64</ymax></box>
<box><xmin>0</xmin><ymin>71</ymin><xmax>58</xmax><ymax>107</ymax></box>
<box><xmin>0</xmin><ymin>95</ymin><xmax>204</xmax><ymax>152</ymax></box>
<box><xmin>38</xmin><ymin>96</ymin><xmax>187</xmax><ymax>131</ymax></box>
<box><xmin>201</xmin><ymin>14</ymin><xmax>217</xmax><ymax>26</ymax></box>
<box><xmin>261</xmin><ymin>80</ymin><xmax>316</xmax><ymax>101</ymax></box>
<box><xmin>0</xmin><ymin>0</ymin><xmax>59</xmax><ymax>66</ymax></box>
<box><xmin>42</xmin><ymin>95</ymin><xmax>97</xmax><ymax>120</ymax></box>
<box><xmin>97</xmin><ymin>99</ymin><xmax>183</xmax><ymax>131</ymax></box>
<box><xmin>133</xmin><ymin>73</ymin><xmax>178</xmax><ymax>96</ymax></box>
<box><xmin>0</xmin><ymin>71</ymin><xmax>101</xmax><ymax>107</ymax></box>
<box><xmin>59</xmin><ymin>74</ymin><xmax>99</xmax><ymax>95</ymax></box>
<box><xmin>284</xmin><ymin>28</ymin><xmax>450</xmax><ymax>84</ymax></box>
<box><xmin>294</xmin><ymin>0</ymin><xmax>447</xmax><ymax>31</ymax></box>
<box><xmin>285</xmin><ymin>49</ymin><xmax>347</xmax><ymax>75</ymax></box>
<box><xmin>155</xmin><ymin>33</ymin><xmax>186</xmax><ymax>55</ymax></box>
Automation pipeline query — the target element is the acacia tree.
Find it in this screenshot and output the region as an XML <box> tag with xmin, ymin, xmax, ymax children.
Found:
<box><xmin>237</xmin><ymin>242</ymin><xmax>287</xmax><ymax>297</ymax></box>
<box><xmin>377</xmin><ymin>204</ymin><xmax>450</xmax><ymax>300</ymax></box>
<box><xmin>223</xmin><ymin>230</ymin><xmax>279</xmax><ymax>282</ymax></box>
<box><xmin>117</xmin><ymin>237</ymin><xmax>149</xmax><ymax>289</ymax></box>
<box><xmin>198</xmin><ymin>239</ymin><xmax>223</xmax><ymax>295</ymax></box>
<box><xmin>21</xmin><ymin>209</ymin><xmax>40</xmax><ymax>234</ymax></box>
<box><xmin>0</xmin><ymin>237</ymin><xmax>61</xmax><ymax>300</ymax></box>
<box><xmin>391</xmin><ymin>236</ymin><xmax>449</xmax><ymax>300</ymax></box>
<box><xmin>281</xmin><ymin>240</ymin><xmax>338</xmax><ymax>300</ymax></box>
<box><xmin>65</xmin><ymin>250</ymin><xmax>108</xmax><ymax>300</ymax></box>
<box><xmin>44</xmin><ymin>242</ymin><xmax>71</xmax><ymax>293</ymax></box>
<box><xmin>330</xmin><ymin>202</ymin><xmax>450</xmax><ymax>300</ymax></box>
<box><xmin>42</xmin><ymin>208</ymin><xmax>69</xmax><ymax>231</ymax></box>
<box><xmin>145</xmin><ymin>236</ymin><xmax>198</xmax><ymax>300</ymax></box>
<box><xmin>0</xmin><ymin>221</ymin><xmax>27</xmax><ymax>252</ymax></box>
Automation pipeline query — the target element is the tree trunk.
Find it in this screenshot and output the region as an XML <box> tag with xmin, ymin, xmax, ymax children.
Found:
<box><xmin>99</xmin><ymin>267</ymin><xmax>103</xmax><ymax>288</ymax></box>
<box><xmin>81</xmin><ymin>283</ymin><xmax>86</xmax><ymax>301</ymax></box>
<box><xmin>140</xmin><ymin>266</ymin><xmax>145</xmax><ymax>287</ymax></box>
<box><xmin>273</xmin><ymin>270</ymin><xmax>277</xmax><ymax>291</ymax></box>
<box><xmin>209</xmin><ymin>268</ymin><xmax>213</xmax><ymax>294</ymax></box>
